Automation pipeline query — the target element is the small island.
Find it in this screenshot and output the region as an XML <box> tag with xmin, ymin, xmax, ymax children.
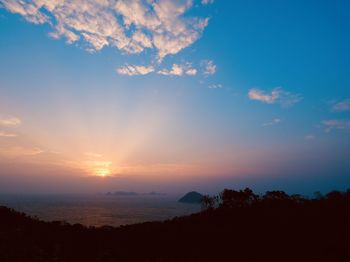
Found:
<box><xmin>178</xmin><ymin>191</ymin><xmax>203</xmax><ymax>204</ymax></box>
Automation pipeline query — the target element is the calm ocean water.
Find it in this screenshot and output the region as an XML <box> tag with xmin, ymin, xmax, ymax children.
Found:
<box><xmin>0</xmin><ymin>194</ymin><xmax>200</xmax><ymax>227</ymax></box>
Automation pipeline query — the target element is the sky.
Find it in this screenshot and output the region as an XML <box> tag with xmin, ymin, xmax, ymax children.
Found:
<box><xmin>0</xmin><ymin>0</ymin><xmax>350</xmax><ymax>195</ymax></box>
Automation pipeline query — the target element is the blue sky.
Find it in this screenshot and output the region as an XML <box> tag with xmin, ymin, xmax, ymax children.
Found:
<box><xmin>0</xmin><ymin>0</ymin><xmax>350</xmax><ymax>194</ymax></box>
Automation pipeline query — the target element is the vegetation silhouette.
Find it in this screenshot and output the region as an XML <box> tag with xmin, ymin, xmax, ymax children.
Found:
<box><xmin>1</xmin><ymin>188</ymin><xmax>350</xmax><ymax>261</ymax></box>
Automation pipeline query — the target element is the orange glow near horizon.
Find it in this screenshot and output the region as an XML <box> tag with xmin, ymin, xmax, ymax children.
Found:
<box><xmin>95</xmin><ymin>168</ymin><xmax>110</xmax><ymax>177</ymax></box>
<box><xmin>0</xmin><ymin>89</ymin><xmax>259</xmax><ymax>182</ymax></box>
<box><xmin>88</xmin><ymin>161</ymin><xmax>112</xmax><ymax>177</ymax></box>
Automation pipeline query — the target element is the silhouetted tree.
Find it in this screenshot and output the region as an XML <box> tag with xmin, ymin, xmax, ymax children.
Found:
<box><xmin>290</xmin><ymin>194</ymin><xmax>306</xmax><ymax>204</ymax></box>
<box><xmin>201</xmin><ymin>195</ymin><xmax>216</xmax><ymax>210</ymax></box>
<box><xmin>262</xmin><ymin>191</ymin><xmax>292</xmax><ymax>207</ymax></box>
<box><xmin>344</xmin><ymin>189</ymin><xmax>350</xmax><ymax>201</ymax></box>
<box><xmin>326</xmin><ymin>190</ymin><xmax>344</xmax><ymax>201</ymax></box>
<box><xmin>313</xmin><ymin>191</ymin><xmax>324</xmax><ymax>200</ymax></box>
<box><xmin>219</xmin><ymin>188</ymin><xmax>258</xmax><ymax>208</ymax></box>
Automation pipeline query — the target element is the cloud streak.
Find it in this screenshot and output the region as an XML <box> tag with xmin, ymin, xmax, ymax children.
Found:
<box><xmin>322</xmin><ymin>120</ymin><xmax>350</xmax><ymax>133</ymax></box>
<box><xmin>0</xmin><ymin>146</ymin><xmax>43</xmax><ymax>157</ymax></box>
<box><xmin>158</xmin><ymin>63</ymin><xmax>197</xmax><ymax>76</ymax></box>
<box><xmin>201</xmin><ymin>0</ymin><xmax>215</xmax><ymax>5</ymax></box>
<box><xmin>248</xmin><ymin>87</ymin><xmax>302</xmax><ymax>107</ymax></box>
<box><xmin>0</xmin><ymin>116</ymin><xmax>21</xmax><ymax>126</ymax></box>
<box><xmin>208</xmin><ymin>84</ymin><xmax>222</xmax><ymax>89</ymax></box>
<box><xmin>262</xmin><ymin>118</ymin><xmax>281</xmax><ymax>127</ymax></box>
<box><xmin>304</xmin><ymin>135</ymin><xmax>315</xmax><ymax>141</ymax></box>
<box><xmin>331</xmin><ymin>98</ymin><xmax>350</xmax><ymax>112</ymax></box>
<box><xmin>0</xmin><ymin>0</ymin><xmax>210</xmax><ymax>62</ymax></box>
<box><xmin>0</xmin><ymin>131</ymin><xmax>18</xmax><ymax>137</ymax></box>
<box><xmin>84</xmin><ymin>152</ymin><xmax>103</xmax><ymax>158</ymax></box>
<box><xmin>117</xmin><ymin>65</ymin><xmax>155</xmax><ymax>76</ymax></box>
<box><xmin>201</xmin><ymin>60</ymin><xmax>216</xmax><ymax>76</ymax></box>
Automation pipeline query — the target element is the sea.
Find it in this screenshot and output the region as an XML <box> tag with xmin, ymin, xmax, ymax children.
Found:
<box><xmin>0</xmin><ymin>194</ymin><xmax>200</xmax><ymax>227</ymax></box>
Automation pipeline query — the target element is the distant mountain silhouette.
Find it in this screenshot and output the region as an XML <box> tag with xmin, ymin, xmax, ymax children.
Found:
<box><xmin>178</xmin><ymin>191</ymin><xmax>203</xmax><ymax>203</ymax></box>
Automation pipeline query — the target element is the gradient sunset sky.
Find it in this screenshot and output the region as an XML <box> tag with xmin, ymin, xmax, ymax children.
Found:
<box><xmin>0</xmin><ymin>0</ymin><xmax>350</xmax><ymax>194</ymax></box>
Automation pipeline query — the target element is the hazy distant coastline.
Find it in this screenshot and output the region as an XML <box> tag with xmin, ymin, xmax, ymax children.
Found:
<box><xmin>105</xmin><ymin>191</ymin><xmax>167</xmax><ymax>196</ymax></box>
<box><xmin>0</xmin><ymin>193</ymin><xmax>199</xmax><ymax>227</ymax></box>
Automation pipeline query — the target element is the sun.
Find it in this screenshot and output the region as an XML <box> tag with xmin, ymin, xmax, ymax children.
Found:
<box><xmin>86</xmin><ymin>160</ymin><xmax>113</xmax><ymax>177</ymax></box>
<box><xmin>95</xmin><ymin>167</ymin><xmax>111</xmax><ymax>177</ymax></box>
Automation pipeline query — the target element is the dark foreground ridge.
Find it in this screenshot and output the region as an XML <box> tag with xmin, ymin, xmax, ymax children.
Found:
<box><xmin>1</xmin><ymin>188</ymin><xmax>350</xmax><ymax>262</ymax></box>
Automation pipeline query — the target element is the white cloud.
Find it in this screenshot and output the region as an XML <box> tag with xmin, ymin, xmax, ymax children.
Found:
<box><xmin>0</xmin><ymin>0</ymin><xmax>210</xmax><ymax>62</ymax></box>
<box><xmin>186</xmin><ymin>68</ymin><xmax>197</xmax><ymax>76</ymax></box>
<box><xmin>201</xmin><ymin>0</ymin><xmax>214</xmax><ymax>5</ymax></box>
<box><xmin>331</xmin><ymin>98</ymin><xmax>350</xmax><ymax>112</ymax></box>
<box><xmin>0</xmin><ymin>116</ymin><xmax>21</xmax><ymax>126</ymax></box>
<box><xmin>248</xmin><ymin>87</ymin><xmax>302</xmax><ymax>107</ymax></box>
<box><xmin>116</xmin><ymin>65</ymin><xmax>155</xmax><ymax>76</ymax></box>
<box><xmin>322</xmin><ymin>120</ymin><xmax>350</xmax><ymax>133</ymax></box>
<box><xmin>262</xmin><ymin>118</ymin><xmax>281</xmax><ymax>127</ymax></box>
<box><xmin>208</xmin><ymin>84</ymin><xmax>222</xmax><ymax>89</ymax></box>
<box><xmin>201</xmin><ymin>60</ymin><xmax>216</xmax><ymax>76</ymax></box>
<box><xmin>158</xmin><ymin>64</ymin><xmax>183</xmax><ymax>76</ymax></box>
<box><xmin>0</xmin><ymin>131</ymin><xmax>17</xmax><ymax>137</ymax></box>
<box><xmin>49</xmin><ymin>23</ymin><xmax>80</xmax><ymax>44</ymax></box>
<box><xmin>248</xmin><ymin>88</ymin><xmax>279</xmax><ymax>104</ymax></box>
<box><xmin>158</xmin><ymin>63</ymin><xmax>197</xmax><ymax>76</ymax></box>
<box><xmin>0</xmin><ymin>0</ymin><xmax>48</xmax><ymax>24</ymax></box>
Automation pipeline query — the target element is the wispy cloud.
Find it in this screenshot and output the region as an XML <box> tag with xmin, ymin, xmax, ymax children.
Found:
<box><xmin>0</xmin><ymin>0</ymin><xmax>210</xmax><ymax>62</ymax></box>
<box><xmin>321</xmin><ymin>120</ymin><xmax>350</xmax><ymax>133</ymax></box>
<box><xmin>116</xmin><ymin>65</ymin><xmax>155</xmax><ymax>76</ymax></box>
<box><xmin>208</xmin><ymin>84</ymin><xmax>223</xmax><ymax>89</ymax></box>
<box><xmin>84</xmin><ymin>152</ymin><xmax>102</xmax><ymax>158</ymax></box>
<box><xmin>304</xmin><ymin>134</ymin><xmax>315</xmax><ymax>140</ymax></box>
<box><xmin>201</xmin><ymin>60</ymin><xmax>216</xmax><ymax>76</ymax></box>
<box><xmin>331</xmin><ymin>98</ymin><xmax>350</xmax><ymax>112</ymax></box>
<box><xmin>0</xmin><ymin>0</ymin><xmax>48</xmax><ymax>24</ymax></box>
<box><xmin>0</xmin><ymin>131</ymin><xmax>18</xmax><ymax>137</ymax></box>
<box><xmin>158</xmin><ymin>63</ymin><xmax>197</xmax><ymax>76</ymax></box>
<box><xmin>0</xmin><ymin>146</ymin><xmax>43</xmax><ymax>157</ymax></box>
<box><xmin>117</xmin><ymin>62</ymin><xmax>199</xmax><ymax>77</ymax></box>
<box><xmin>201</xmin><ymin>0</ymin><xmax>215</xmax><ymax>5</ymax></box>
<box><xmin>248</xmin><ymin>87</ymin><xmax>302</xmax><ymax>107</ymax></box>
<box><xmin>0</xmin><ymin>115</ymin><xmax>21</xmax><ymax>126</ymax></box>
<box><xmin>249</xmin><ymin>88</ymin><xmax>279</xmax><ymax>104</ymax></box>
<box><xmin>262</xmin><ymin>118</ymin><xmax>281</xmax><ymax>127</ymax></box>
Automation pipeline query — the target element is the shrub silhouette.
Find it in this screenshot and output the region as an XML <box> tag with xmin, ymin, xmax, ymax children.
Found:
<box><xmin>219</xmin><ymin>187</ymin><xmax>259</xmax><ymax>208</ymax></box>
<box><xmin>201</xmin><ymin>194</ymin><xmax>216</xmax><ymax>210</ymax></box>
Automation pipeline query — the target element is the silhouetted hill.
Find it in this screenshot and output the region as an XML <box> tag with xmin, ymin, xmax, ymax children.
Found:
<box><xmin>178</xmin><ymin>191</ymin><xmax>203</xmax><ymax>203</ymax></box>
<box><xmin>1</xmin><ymin>188</ymin><xmax>350</xmax><ymax>262</ymax></box>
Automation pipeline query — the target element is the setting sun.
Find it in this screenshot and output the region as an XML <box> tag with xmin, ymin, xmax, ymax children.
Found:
<box><xmin>95</xmin><ymin>168</ymin><xmax>110</xmax><ymax>177</ymax></box>
<box><xmin>89</xmin><ymin>161</ymin><xmax>112</xmax><ymax>177</ymax></box>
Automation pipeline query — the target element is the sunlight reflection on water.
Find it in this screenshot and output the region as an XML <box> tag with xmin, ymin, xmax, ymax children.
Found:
<box><xmin>0</xmin><ymin>195</ymin><xmax>200</xmax><ymax>227</ymax></box>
